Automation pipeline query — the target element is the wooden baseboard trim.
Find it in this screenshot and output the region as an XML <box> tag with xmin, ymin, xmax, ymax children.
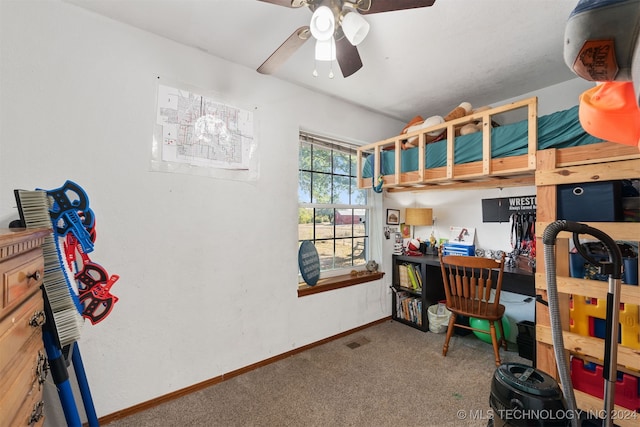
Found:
<box><xmin>99</xmin><ymin>316</ymin><xmax>391</xmax><ymax>425</ymax></box>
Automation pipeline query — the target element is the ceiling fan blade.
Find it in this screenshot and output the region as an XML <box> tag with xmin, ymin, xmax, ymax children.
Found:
<box><xmin>359</xmin><ymin>0</ymin><xmax>435</xmax><ymax>15</ymax></box>
<box><xmin>257</xmin><ymin>26</ymin><xmax>311</xmax><ymax>75</ymax></box>
<box><xmin>335</xmin><ymin>37</ymin><xmax>363</xmax><ymax>78</ymax></box>
<box><xmin>257</xmin><ymin>0</ymin><xmax>307</xmax><ymax>8</ymax></box>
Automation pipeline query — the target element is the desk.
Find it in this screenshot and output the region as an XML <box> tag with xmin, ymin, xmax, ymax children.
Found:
<box><xmin>392</xmin><ymin>254</ymin><xmax>535</xmax><ymax>332</ymax></box>
<box><xmin>399</xmin><ymin>254</ymin><xmax>535</xmax><ymax>297</ymax></box>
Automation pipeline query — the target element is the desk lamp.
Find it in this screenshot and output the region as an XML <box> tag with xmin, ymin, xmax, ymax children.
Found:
<box><xmin>405</xmin><ymin>208</ymin><xmax>433</xmax><ymax>239</ymax></box>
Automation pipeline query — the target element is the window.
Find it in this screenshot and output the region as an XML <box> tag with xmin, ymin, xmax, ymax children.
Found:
<box><xmin>298</xmin><ymin>131</ymin><xmax>369</xmax><ymax>276</ymax></box>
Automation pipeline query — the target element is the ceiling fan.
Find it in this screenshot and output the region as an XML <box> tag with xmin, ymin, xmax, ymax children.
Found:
<box><xmin>257</xmin><ymin>0</ymin><xmax>436</xmax><ymax>78</ymax></box>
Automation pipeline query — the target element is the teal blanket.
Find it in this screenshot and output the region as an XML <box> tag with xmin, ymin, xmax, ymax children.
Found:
<box><xmin>362</xmin><ymin>106</ymin><xmax>601</xmax><ymax>178</ymax></box>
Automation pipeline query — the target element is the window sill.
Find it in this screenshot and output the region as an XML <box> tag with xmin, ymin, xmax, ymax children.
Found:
<box><xmin>298</xmin><ymin>271</ymin><xmax>385</xmax><ymax>297</ymax></box>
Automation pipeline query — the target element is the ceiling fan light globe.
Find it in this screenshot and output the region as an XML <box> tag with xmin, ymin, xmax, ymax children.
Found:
<box><xmin>310</xmin><ymin>6</ymin><xmax>335</xmax><ymax>41</ymax></box>
<box><xmin>315</xmin><ymin>37</ymin><xmax>336</xmax><ymax>61</ymax></box>
<box><xmin>342</xmin><ymin>11</ymin><xmax>369</xmax><ymax>46</ymax></box>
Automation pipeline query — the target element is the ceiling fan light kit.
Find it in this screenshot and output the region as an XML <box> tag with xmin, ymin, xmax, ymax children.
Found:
<box><xmin>341</xmin><ymin>8</ymin><xmax>370</xmax><ymax>46</ymax></box>
<box><xmin>310</xmin><ymin>5</ymin><xmax>335</xmax><ymax>40</ymax></box>
<box><xmin>258</xmin><ymin>0</ymin><xmax>436</xmax><ymax>78</ymax></box>
<box><xmin>315</xmin><ymin>37</ymin><xmax>337</xmax><ymax>61</ymax></box>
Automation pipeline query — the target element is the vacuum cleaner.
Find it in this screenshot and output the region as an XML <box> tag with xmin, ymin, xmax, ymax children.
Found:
<box><xmin>488</xmin><ymin>220</ymin><xmax>623</xmax><ymax>427</ymax></box>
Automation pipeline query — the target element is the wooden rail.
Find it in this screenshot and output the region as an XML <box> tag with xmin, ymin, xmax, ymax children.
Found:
<box><xmin>356</xmin><ymin>97</ymin><xmax>538</xmax><ymax>192</ymax></box>
<box><xmin>535</xmin><ymin>148</ymin><xmax>640</xmax><ymax>419</ymax></box>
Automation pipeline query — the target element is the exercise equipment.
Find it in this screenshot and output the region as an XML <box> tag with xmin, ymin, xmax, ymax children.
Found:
<box><xmin>469</xmin><ymin>316</ymin><xmax>511</xmax><ymax>344</ymax></box>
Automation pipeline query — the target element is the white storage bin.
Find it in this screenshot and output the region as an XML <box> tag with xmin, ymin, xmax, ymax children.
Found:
<box><xmin>427</xmin><ymin>303</ymin><xmax>451</xmax><ymax>334</ymax></box>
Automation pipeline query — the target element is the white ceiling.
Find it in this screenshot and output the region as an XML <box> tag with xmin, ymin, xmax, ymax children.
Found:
<box><xmin>63</xmin><ymin>0</ymin><xmax>580</xmax><ymax>122</ymax></box>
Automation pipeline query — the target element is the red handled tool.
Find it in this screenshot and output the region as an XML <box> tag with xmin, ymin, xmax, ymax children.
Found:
<box><xmin>75</xmin><ymin>262</ymin><xmax>119</xmax><ymax>324</ymax></box>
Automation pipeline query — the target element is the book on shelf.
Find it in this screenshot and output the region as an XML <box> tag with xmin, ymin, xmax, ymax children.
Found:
<box><xmin>394</xmin><ymin>292</ymin><xmax>422</xmax><ymax>326</ymax></box>
<box><xmin>395</xmin><ymin>291</ymin><xmax>407</xmax><ymax>319</ymax></box>
<box><xmin>414</xmin><ymin>265</ymin><xmax>423</xmax><ymax>289</ymax></box>
<box><xmin>406</xmin><ymin>264</ymin><xmax>418</xmax><ymax>290</ymax></box>
<box><xmin>398</xmin><ymin>264</ymin><xmax>410</xmax><ymax>289</ymax></box>
<box><xmin>405</xmin><ymin>263</ymin><xmax>422</xmax><ymax>292</ymax></box>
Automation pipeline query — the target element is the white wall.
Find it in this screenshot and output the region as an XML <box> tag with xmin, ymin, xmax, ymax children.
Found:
<box><xmin>0</xmin><ymin>1</ymin><xmax>404</xmax><ymax>422</ymax></box>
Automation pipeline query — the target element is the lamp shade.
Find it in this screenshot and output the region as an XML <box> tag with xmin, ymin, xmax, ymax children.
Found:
<box><xmin>405</xmin><ymin>208</ymin><xmax>433</xmax><ymax>226</ymax></box>
<box><xmin>310</xmin><ymin>6</ymin><xmax>335</xmax><ymax>41</ymax></box>
<box><xmin>315</xmin><ymin>37</ymin><xmax>336</xmax><ymax>61</ymax></box>
<box><xmin>342</xmin><ymin>11</ymin><xmax>370</xmax><ymax>46</ymax></box>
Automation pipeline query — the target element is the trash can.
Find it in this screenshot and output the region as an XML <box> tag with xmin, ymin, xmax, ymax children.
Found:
<box><xmin>427</xmin><ymin>303</ymin><xmax>451</xmax><ymax>334</ymax></box>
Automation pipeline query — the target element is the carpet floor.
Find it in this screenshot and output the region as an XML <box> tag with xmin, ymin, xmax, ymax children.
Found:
<box><xmin>106</xmin><ymin>319</ymin><xmax>530</xmax><ymax>427</ymax></box>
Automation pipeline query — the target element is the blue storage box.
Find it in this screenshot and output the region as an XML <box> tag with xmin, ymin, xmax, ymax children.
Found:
<box><xmin>557</xmin><ymin>180</ymin><xmax>622</xmax><ymax>222</ymax></box>
<box><xmin>442</xmin><ymin>243</ymin><xmax>475</xmax><ymax>256</ymax></box>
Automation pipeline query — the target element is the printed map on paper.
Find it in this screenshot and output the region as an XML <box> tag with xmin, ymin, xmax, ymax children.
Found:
<box><xmin>156</xmin><ymin>84</ymin><xmax>253</xmax><ymax>170</ymax></box>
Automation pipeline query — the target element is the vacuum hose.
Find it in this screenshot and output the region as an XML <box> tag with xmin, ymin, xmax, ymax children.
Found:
<box><xmin>542</xmin><ymin>220</ymin><xmax>622</xmax><ymax>427</ymax></box>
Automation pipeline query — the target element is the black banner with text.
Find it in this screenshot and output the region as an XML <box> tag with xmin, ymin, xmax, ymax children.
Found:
<box><xmin>482</xmin><ymin>195</ymin><xmax>536</xmax><ymax>222</ymax></box>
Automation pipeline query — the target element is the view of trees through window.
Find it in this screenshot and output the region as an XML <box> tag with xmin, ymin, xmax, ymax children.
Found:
<box><xmin>298</xmin><ymin>132</ymin><xmax>368</xmax><ymax>272</ymax></box>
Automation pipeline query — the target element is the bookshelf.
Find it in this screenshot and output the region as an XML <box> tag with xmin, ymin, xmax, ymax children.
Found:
<box><xmin>391</xmin><ymin>255</ymin><xmax>446</xmax><ymax>332</ymax></box>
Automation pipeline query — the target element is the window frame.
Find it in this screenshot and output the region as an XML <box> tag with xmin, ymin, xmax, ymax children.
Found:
<box><xmin>297</xmin><ymin>131</ymin><xmax>373</xmax><ymax>292</ymax></box>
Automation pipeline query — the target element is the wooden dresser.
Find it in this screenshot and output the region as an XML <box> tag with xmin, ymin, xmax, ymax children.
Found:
<box><xmin>0</xmin><ymin>228</ymin><xmax>50</xmax><ymax>427</ymax></box>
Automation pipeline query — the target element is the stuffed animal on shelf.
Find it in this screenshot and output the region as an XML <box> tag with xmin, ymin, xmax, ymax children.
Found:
<box><xmin>400</xmin><ymin>102</ymin><xmax>476</xmax><ymax>149</ymax></box>
<box><xmin>458</xmin><ymin>105</ymin><xmax>493</xmax><ymax>135</ymax></box>
<box><xmin>444</xmin><ymin>102</ymin><xmax>473</xmax><ymax>121</ymax></box>
<box><xmin>460</xmin><ymin>123</ymin><xmax>482</xmax><ymax>135</ymax></box>
<box><xmin>400</xmin><ymin>115</ymin><xmax>444</xmax><ymax>149</ymax></box>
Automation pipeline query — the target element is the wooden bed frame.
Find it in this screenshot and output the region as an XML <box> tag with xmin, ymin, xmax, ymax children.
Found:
<box><xmin>356</xmin><ymin>95</ymin><xmax>640</xmax><ymax>420</ymax></box>
<box><xmin>356</xmin><ymin>96</ymin><xmax>640</xmax><ymax>192</ymax></box>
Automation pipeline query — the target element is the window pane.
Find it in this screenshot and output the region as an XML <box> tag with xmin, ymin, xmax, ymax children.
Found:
<box><xmin>298</xmin><ymin>207</ymin><xmax>314</xmax><ymax>240</ymax></box>
<box><xmin>335</xmin><ymin>222</ymin><xmax>353</xmax><ymax>239</ymax></box>
<box><xmin>311</xmin><ymin>172</ymin><xmax>331</xmax><ymax>204</ymax></box>
<box><xmin>335</xmin><ymin>208</ymin><xmax>361</xmax><ymax>232</ymax></box>
<box><xmin>333</xmin><ymin>151</ymin><xmax>350</xmax><ymax>175</ymax></box>
<box><xmin>332</xmin><ymin>238</ymin><xmax>366</xmax><ymax>268</ymax></box>
<box><xmin>353</xmin><ymin>237</ymin><xmax>366</xmax><ymax>265</ymax></box>
<box><xmin>332</xmin><ymin>175</ymin><xmax>351</xmax><ymax>204</ymax></box>
<box><xmin>315</xmin><ymin>209</ymin><xmax>334</xmax><ymax>239</ymax></box>
<box><xmin>299</xmin><ymin>141</ymin><xmax>311</xmax><ymax>170</ymax></box>
<box><xmin>353</xmin><ymin>209</ymin><xmax>366</xmax><ymax>237</ymax></box>
<box><xmin>298</xmin><ymin>171</ymin><xmax>311</xmax><ymax>203</ymax></box>
<box><xmin>312</xmin><ymin>146</ymin><xmax>331</xmax><ymax>173</ymax></box>
<box><xmin>350</xmin><ymin>153</ymin><xmax>357</xmax><ymax>177</ymax></box>
<box><xmin>352</xmin><ymin>178</ymin><xmax>367</xmax><ymax>206</ymax></box>
<box><xmin>334</xmin><ymin>238</ymin><xmax>353</xmax><ymax>269</ymax></box>
<box><xmin>315</xmin><ymin>239</ymin><xmax>335</xmax><ymax>270</ymax></box>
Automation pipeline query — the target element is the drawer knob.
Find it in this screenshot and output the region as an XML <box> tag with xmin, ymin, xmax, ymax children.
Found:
<box><xmin>36</xmin><ymin>350</ymin><xmax>49</xmax><ymax>389</ymax></box>
<box><xmin>29</xmin><ymin>310</ymin><xmax>46</xmax><ymax>327</ymax></box>
<box><xmin>29</xmin><ymin>400</ymin><xmax>44</xmax><ymax>424</ymax></box>
<box><xmin>26</xmin><ymin>270</ymin><xmax>41</xmax><ymax>281</ymax></box>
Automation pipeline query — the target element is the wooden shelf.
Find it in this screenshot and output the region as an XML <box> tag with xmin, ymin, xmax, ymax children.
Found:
<box><xmin>535</xmin><ymin>152</ymin><xmax>640</xmax><ymax>416</ymax></box>
<box><xmin>391</xmin><ymin>255</ymin><xmax>446</xmax><ymax>332</ymax></box>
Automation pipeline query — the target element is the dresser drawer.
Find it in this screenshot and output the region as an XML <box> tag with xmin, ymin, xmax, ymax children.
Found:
<box><xmin>10</xmin><ymin>383</ymin><xmax>45</xmax><ymax>427</ymax></box>
<box><xmin>0</xmin><ymin>292</ymin><xmax>45</xmax><ymax>376</ymax></box>
<box><xmin>0</xmin><ymin>229</ymin><xmax>49</xmax><ymax>427</ymax></box>
<box><xmin>0</xmin><ymin>334</ymin><xmax>47</xmax><ymax>422</ymax></box>
<box><xmin>1</xmin><ymin>248</ymin><xmax>44</xmax><ymax>320</ymax></box>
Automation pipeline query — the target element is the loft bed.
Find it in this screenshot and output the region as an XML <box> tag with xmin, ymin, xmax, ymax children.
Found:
<box><xmin>356</xmin><ymin>97</ymin><xmax>640</xmax><ymax>192</ymax></box>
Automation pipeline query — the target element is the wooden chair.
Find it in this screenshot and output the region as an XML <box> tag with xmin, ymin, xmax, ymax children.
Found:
<box><xmin>438</xmin><ymin>250</ymin><xmax>507</xmax><ymax>366</ymax></box>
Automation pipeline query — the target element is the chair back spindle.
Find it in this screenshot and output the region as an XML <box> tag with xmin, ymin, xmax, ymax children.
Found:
<box><xmin>438</xmin><ymin>250</ymin><xmax>507</xmax><ymax>367</ymax></box>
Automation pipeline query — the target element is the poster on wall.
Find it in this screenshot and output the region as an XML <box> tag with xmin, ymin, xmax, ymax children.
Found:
<box><xmin>151</xmin><ymin>79</ymin><xmax>258</xmax><ymax>180</ymax></box>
